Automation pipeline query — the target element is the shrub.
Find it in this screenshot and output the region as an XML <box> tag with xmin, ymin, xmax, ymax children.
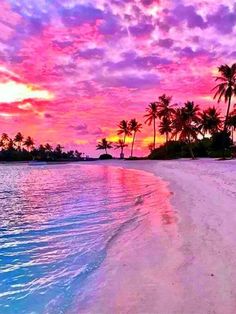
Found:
<box><xmin>149</xmin><ymin>141</ymin><xmax>183</xmax><ymax>159</ymax></box>
<box><xmin>99</xmin><ymin>154</ymin><xmax>113</xmax><ymax>160</ymax></box>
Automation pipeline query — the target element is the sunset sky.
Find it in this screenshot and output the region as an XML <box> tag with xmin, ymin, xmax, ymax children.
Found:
<box><xmin>0</xmin><ymin>0</ymin><xmax>235</xmax><ymax>156</ymax></box>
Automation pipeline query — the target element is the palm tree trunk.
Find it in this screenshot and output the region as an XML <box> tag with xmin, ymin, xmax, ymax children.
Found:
<box><xmin>232</xmin><ymin>127</ymin><xmax>234</xmax><ymax>143</ymax></box>
<box><xmin>131</xmin><ymin>132</ymin><xmax>136</xmax><ymax>157</ymax></box>
<box><xmin>222</xmin><ymin>96</ymin><xmax>232</xmax><ymax>159</ymax></box>
<box><xmin>105</xmin><ymin>148</ymin><xmax>107</xmax><ymax>154</ymax></box>
<box><xmin>224</xmin><ymin>95</ymin><xmax>231</xmax><ymax>131</ymax></box>
<box><xmin>122</xmin><ymin>134</ymin><xmax>126</xmax><ymax>158</ymax></box>
<box><xmin>153</xmin><ymin>118</ymin><xmax>156</xmax><ymax>149</ymax></box>
<box><xmin>187</xmin><ymin>136</ymin><xmax>195</xmax><ymax>159</ymax></box>
<box><xmin>165</xmin><ymin>132</ymin><xmax>169</xmax><ymax>154</ymax></box>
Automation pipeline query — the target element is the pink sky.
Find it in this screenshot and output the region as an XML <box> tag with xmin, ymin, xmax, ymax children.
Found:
<box><xmin>0</xmin><ymin>0</ymin><xmax>235</xmax><ymax>156</ymax></box>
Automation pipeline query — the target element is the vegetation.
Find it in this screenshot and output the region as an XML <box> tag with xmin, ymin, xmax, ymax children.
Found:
<box><xmin>114</xmin><ymin>139</ymin><xmax>128</xmax><ymax>158</ymax></box>
<box><xmin>144</xmin><ymin>102</ymin><xmax>158</xmax><ymax>149</ymax></box>
<box><xmin>117</xmin><ymin>120</ymin><xmax>131</xmax><ymax>158</ymax></box>
<box><xmin>96</xmin><ymin>138</ymin><xmax>113</xmax><ymax>159</ymax></box>
<box><xmin>129</xmin><ymin>119</ymin><xmax>142</xmax><ymax>158</ymax></box>
<box><xmin>113</xmin><ymin>63</ymin><xmax>236</xmax><ymax>160</ymax></box>
<box><xmin>213</xmin><ymin>64</ymin><xmax>236</xmax><ymax>130</ymax></box>
<box><xmin>0</xmin><ymin>133</ymin><xmax>83</xmax><ymax>162</ymax></box>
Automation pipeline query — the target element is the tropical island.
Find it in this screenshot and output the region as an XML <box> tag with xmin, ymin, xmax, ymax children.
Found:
<box><xmin>1</xmin><ymin>0</ymin><xmax>236</xmax><ymax>313</ymax></box>
<box><xmin>1</xmin><ymin>64</ymin><xmax>236</xmax><ymax>162</ymax></box>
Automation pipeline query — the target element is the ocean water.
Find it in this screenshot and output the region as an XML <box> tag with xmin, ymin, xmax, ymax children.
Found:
<box><xmin>0</xmin><ymin>163</ymin><xmax>164</xmax><ymax>314</ymax></box>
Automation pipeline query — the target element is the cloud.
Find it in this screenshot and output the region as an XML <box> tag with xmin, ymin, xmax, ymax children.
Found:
<box><xmin>207</xmin><ymin>5</ymin><xmax>236</xmax><ymax>34</ymax></box>
<box><xmin>129</xmin><ymin>23</ymin><xmax>154</xmax><ymax>37</ymax></box>
<box><xmin>77</xmin><ymin>48</ymin><xmax>105</xmax><ymax>60</ymax></box>
<box><xmin>101</xmin><ymin>73</ymin><xmax>160</xmax><ymax>89</ymax></box>
<box><xmin>158</xmin><ymin>38</ymin><xmax>174</xmax><ymax>48</ymax></box>
<box><xmin>71</xmin><ymin>123</ymin><xmax>89</xmax><ymax>135</ymax></box>
<box><xmin>0</xmin><ymin>0</ymin><xmax>235</xmax><ymax>155</ymax></box>
<box><xmin>173</xmin><ymin>4</ymin><xmax>206</xmax><ymax>29</ymax></box>
<box><xmin>59</xmin><ymin>4</ymin><xmax>104</xmax><ymax>27</ymax></box>
<box><xmin>105</xmin><ymin>52</ymin><xmax>171</xmax><ymax>72</ymax></box>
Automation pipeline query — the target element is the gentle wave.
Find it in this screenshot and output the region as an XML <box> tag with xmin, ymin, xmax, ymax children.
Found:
<box><xmin>0</xmin><ymin>164</ymin><xmax>161</xmax><ymax>314</ymax></box>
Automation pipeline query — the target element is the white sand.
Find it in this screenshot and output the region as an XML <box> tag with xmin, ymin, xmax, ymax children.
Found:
<box><xmin>71</xmin><ymin>159</ymin><xmax>236</xmax><ymax>314</ymax></box>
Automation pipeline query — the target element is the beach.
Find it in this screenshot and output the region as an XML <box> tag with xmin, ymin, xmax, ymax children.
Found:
<box><xmin>71</xmin><ymin>158</ymin><xmax>236</xmax><ymax>314</ymax></box>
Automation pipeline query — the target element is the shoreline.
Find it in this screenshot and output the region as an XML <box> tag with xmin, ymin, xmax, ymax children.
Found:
<box><xmin>72</xmin><ymin>159</ymin><xmax>236</xmax><ymax>314</ymax></box>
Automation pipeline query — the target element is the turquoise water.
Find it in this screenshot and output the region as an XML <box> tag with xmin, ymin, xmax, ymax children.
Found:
<box><xmin>0</xmin><ymin>163</ymin><xmax>159</xmax><ymax>314</ymax></box>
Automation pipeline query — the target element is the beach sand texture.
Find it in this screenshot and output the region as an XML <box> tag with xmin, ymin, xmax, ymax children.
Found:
<box><xmin>71</xmin><ymin>159</ymin><xmax>236</xmax><ymax>314</ymax></box>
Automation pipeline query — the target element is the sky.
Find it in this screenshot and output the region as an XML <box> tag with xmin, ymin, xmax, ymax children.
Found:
<box><xmin>0</xmin><ymin>0</ymin><xmax>236</xmax><ymax>156</ymax></box>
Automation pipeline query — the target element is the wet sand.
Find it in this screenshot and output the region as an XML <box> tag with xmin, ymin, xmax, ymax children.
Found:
<box><xmin>72</xmin><ymin>159</ymin><xmax>236</xmax><ymax>314</ymax></box>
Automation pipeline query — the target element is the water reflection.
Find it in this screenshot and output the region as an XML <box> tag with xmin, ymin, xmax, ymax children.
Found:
<box><xmin>0</xmin><ymin>163</ymin><xmax>177</xmax><ymax>314</ymax></box>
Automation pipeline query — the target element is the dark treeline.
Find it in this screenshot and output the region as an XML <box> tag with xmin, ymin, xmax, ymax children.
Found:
<box><xmin>96</xmin><ymin>63</ymin><xmax>236</xmax><ymax>160</ymax></box>
<box><xmin>0</xmin><ymin>132</ymin><xmax>83</xmax><ymax>162</ymax></box>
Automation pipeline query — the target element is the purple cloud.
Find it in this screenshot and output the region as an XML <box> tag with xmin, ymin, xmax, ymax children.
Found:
<box><xmin>101</xmin><ymin>73</ymin><xmax>160</xmax><ymax>89</ymax></box>
<box><xmin>77</xmin><ymin>48</ymin><xmax>105</xmax><ymax>60</ymax></box>
<box><xmin>60</xmin><ymin>5</ymin><xmax>104</xmax><ymax>27</ymax></box>
<box><xmin>105</xmin><ymin>52</ymin><xmax>171</xmax><ymax>71</ymax></box>
<box><xmin>71</xmin><ymin>124</ymin><xmax>89</xmax><ymax>135</ymax></box>
<box><xmin>141</xmin><ymin>0</ymin><xmax>156</xmax><ymax>6</ymax></box>
<box><xmin>129</xmin><ymin>23</ymin><xmax>154</xmax><ymax>37</ymax></box>
<box><xmin>158</xmin><ymin>38</ymin><xmax>174</xmax><ymax>48</ymax></box>
<box><xmin>207</xmin><ymin>5</ymin><xmax>236</xmax><ymax>34</ymax></box>
<box><xmin>173</xmin><ymin>5</ymin><xmax>206</xmax><ymax>29</ymax></box>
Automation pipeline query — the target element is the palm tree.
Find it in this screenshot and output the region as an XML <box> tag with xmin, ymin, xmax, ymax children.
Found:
<box><xmin>183</xmin><ymin>101</ymin><xmax>200</xmax><ymax>122</ymax></box>
<box><xmin>159</xmin><ymin>117</ymin><xmax>172</xmax><ymax>143</ymax></box>
<box><xmin>227</xmin><ymin>108</ymin><xmax>236</xmax><ymax>142</ymax></box>
<box><xmin>199</xmin><ymin>107</ymin><xmax>222</xmax><ymax>136</ymax></box>
<box><xmin>0</xmin><ymin>133</ymin><xmax>10</xmax><ymax>150</ymax></box>
<box><xmin>45</xmin><ymin>143</ymin><xmax>53</xmax><ymax>159</ymax></box>
<box><xmin>129</xmin><ymin>119</ymin><xmax>142</xmax><ymax>157</ymax></box>
<box><xmin>23</xmin><ymin>136</ymin><xmax>34</xmax><ymax>151</ymax></box>
<box><xmin>14</xmin><ymin>132</ymin><xmax>24</xmax><ymax>151</ymax></box>
<box><xmin>156</xmin><ymin>94</ymin><xmax>175</xmax><ymax>144</ymax></box>
<box><xmin>117</xmin><ymin>120</ymin><xmax>131</xmax><ymax>157</ymax></box>
<box><xmin>75</xmin><ymin>150</ymin><xmax>82</xmax><ymax>159</ymax></box>
<box><xmin>114</xmin><ymin>139</ymin><xmax>128</xmax><ymax>158</ymax></box>
<box><xmin>7</xmin><ymin>139</ymin><xmax>15</xmax><ymax>151</ymax></box>
<box><xmin>213</xmin><ymin>64</ymin><xmax>236</xmax><ymax>130</ymax></box>
<box><xmin>144</xmin><ymin>102</ymin><xmax>158</xmax><ymax>149</ymax></box>
<box><xmin>157</xmin><ymin>94</ymin><xmax>175</xmax><ymax>118</ymax></box>
<box><xmin>172</xmin><ymin>103</ymin><xmax>200</xmax><ymax>159</ymax></box>
<box><xmin>55</xmin><ymin>144</ymin><xmax>64</xmax><ymax>159</ymax></box>
<box><xmin>148</xmin><ymin>143</ymin><xmax>155</xmax><ymax>152</ymax></box>
<box><xmin>96</xmin><ymin>138</ymin><xmax>112</xmax><ymax>154</ymax></box>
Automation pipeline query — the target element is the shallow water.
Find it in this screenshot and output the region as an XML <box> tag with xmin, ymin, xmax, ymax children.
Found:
<box><xmin>0</xmin><ymin>163</ymin><xmax>164</xmax><ymax>314</ymax></box>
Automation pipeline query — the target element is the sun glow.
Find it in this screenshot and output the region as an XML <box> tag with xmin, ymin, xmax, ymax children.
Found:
<box><xmin>0</xmin><ymin>81</ymin><xmax>54</xmax><ymax>103</ymax></box>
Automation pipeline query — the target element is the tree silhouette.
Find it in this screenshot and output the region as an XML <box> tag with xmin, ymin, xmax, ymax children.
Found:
<box><xmin>117</xmin><ymin>120</ymin><xmax>131</xmax><ymax>157</ymax></box>
<box><xmin>157</xmin><ymin>94</ymin><xmax>175</xmax><ymax>143</ymax></box>
<box><xmin>159</xmin><ymin>116</ymin><xmax>172</xmax><ymax>143</ymax></box>
<box><xmin>144</xmin><ymin>102</ymin><xmax>158</xmax><ymax>149</ymax></box>
<box><xmin>0</xmin><ymin>133</ymin><xmax>10</xmax><ymax>150</ymax></box>
<box><xmin>23</xmin><ymin>136</ymin><xmax>34</xmax><ymax>152</ymax></box>
<box><xmin>96</xmin><ymin>138</ymin><xmax>112</xmax><ymax>154</ymax></box>
<box><xmin>199</xmin><ymin>107</ymin><xmax>222</xmax><ymax>136</ymax></box>
<box><xmin>115</xmin><ymin>139</ymin><xmax>128</xmax><ymax>158</ymax></box>
<box><xmin>227</xmin><ymin>108</ymin><xmax>236</xmax><ymax>142</ymax></box>
<box><xmin>172</xmin><ymin>102</ymin><xmax>200</xmax><ymax>159</ymax></box>
<box><xmin>213</xmin><ymin>64</ymin><xmax>236</xmax><ymax>130</ymax></box>
<box><xmin>129</xmin><ymin>119</ymin><xmax>142</xmax><ymax>157</ymax></box>
<box><xmin>14</xmin><ymin>132</ymin><xmax>24</xmax><ymax>151</ymax></box>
